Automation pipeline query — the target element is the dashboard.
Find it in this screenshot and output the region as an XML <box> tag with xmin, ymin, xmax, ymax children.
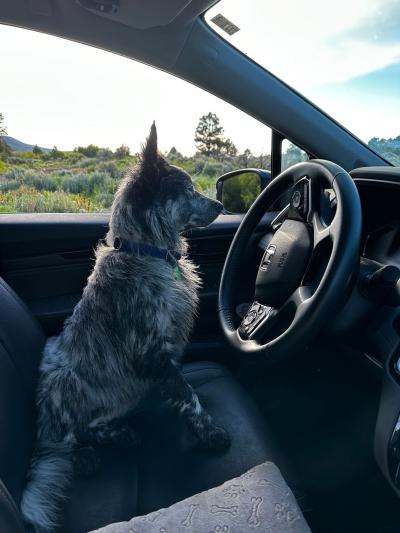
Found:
<box><xmin>348</xmin><ymin>166</ymin><xmax>400</xmax><ymax>497</ymax></box>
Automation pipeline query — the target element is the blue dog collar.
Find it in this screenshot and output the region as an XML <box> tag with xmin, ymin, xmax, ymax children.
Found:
<box><xmin>114</xmin><ymin>238</ymin><xmax>181</xmax><ymax>266</ymax></box>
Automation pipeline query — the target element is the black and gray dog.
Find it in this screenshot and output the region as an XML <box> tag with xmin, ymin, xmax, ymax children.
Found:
<box><xmin>21</xmin><ymin>123</ymin><xmax>230</xmax><ymax>533</ymax></box>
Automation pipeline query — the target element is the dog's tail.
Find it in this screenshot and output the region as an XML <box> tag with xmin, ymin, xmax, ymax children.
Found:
<box><xmin>20</xmin><ymin>441</ymin><xmax>74</xmax><ymax>533</ymax></box>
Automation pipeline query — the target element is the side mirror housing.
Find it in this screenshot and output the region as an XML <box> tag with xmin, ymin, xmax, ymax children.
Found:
<box><xmin>216</xmin><ymin>169</ymin><xmax>271</xmax><ymax>214</ymax></box>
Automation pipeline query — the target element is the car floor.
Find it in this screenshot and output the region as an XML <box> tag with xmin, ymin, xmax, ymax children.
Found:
<box><xmin>237</xmin><ymin>341</ymin><xmax>400</xmax><ymax>533</ymax></box>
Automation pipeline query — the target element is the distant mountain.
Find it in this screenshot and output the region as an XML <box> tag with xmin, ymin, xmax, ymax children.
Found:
<box><xmin>3</xmin><ymin>136</ymin><xmax>50</xmax><ymax>153</ymax></box>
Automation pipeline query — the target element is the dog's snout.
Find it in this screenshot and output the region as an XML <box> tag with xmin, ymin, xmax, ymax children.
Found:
<box><xmin>202</xmin><ymin>194</ymin><xmax>222</xmax><ymax>212</ymax></box>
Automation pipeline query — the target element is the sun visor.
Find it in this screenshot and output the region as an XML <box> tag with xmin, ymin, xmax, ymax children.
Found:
<box><xmin>75</xmin><ymin>0</ymin><xmax>196</xmax><ymax>29</ymax></box>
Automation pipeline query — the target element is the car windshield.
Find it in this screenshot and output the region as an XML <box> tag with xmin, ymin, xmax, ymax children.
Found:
<box><xmin>206</xmin><ymin>0</ymin><xmax>400</xmax><ymax>165</ymax></box>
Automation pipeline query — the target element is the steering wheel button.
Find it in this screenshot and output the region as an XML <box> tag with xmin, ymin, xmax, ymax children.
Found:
<box><xmin>243</xmin><ymin>311</ymin><xmax>257</xmax><ymax>326</ymax></box>
<box><xmin>292</xmin><ymin>189</ymin><xmax>302</xmax><ymax>209</ymax></box>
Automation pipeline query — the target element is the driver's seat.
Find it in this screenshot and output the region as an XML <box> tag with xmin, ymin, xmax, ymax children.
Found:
<box><xmin>0</xmin><ymin>276</ymin><xmax>291</xmax><ymax>532</ymax></box>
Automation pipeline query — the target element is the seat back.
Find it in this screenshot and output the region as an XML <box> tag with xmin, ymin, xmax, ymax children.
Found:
<box><xmin>0</xmin><ymin>479</ymin><xmax>25</xmax><ymax>533</ymax></box>
<box><xmin>0</xmin><ymin>277</ymin><xmax>45</xmax><ymax>505</ymax></box>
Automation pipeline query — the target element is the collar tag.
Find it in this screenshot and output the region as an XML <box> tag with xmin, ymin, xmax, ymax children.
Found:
<box><xmin>174</xmin><ymin>265</ymin><xmax>183</xmax><ymax>280</ymax></box>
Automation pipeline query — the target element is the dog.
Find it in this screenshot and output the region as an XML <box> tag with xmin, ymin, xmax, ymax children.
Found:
<box><xmin>21</xmin><ymin>123</ymin><xmax>230</xmax><ymax>533</ymax></box>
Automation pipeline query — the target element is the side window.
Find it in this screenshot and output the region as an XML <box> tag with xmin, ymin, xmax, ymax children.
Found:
<box><xmin>0</xmin><ymin>25</ymin><xmax>271</xmax><ymax>214</ymax></box>
<box><xmin>281</xmin><ymin>139</ymin><xmax>308</xmax><ymax>171</ymax></box>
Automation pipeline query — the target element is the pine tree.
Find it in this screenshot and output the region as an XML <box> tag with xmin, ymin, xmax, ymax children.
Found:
<box><xmin>194</xmin><ymin>113</ymin><xmax>225</xmax><ymax>157</ymax></box>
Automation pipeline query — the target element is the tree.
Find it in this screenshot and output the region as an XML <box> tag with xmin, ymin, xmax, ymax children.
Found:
<box><xmin>220</xmin><ymin>138</ymin><xmax>238</xmax><ymax>157</ymax></box>
<box><xmin>167</xmin><ymin>146</ymin><xmax>183</xmax><ymax>160</ymax></box>
<box><xmin>282</xmin><ymin>143</ymin><xmax>307</xmax><ymax>171</ymax></box>
<box><xmin>195</xmin><ymin>112</ymin><xmax>225</xmax><ymax>157</ymax></box>
<box><xmin>33</xmin><ymin>144</ymin><xmax>43</xmax><ymax>155</ymax></box>
<box><xmin>50</xmin><ymin>146</ymin><xmax>64</xmax><ymax>159</ymax></box>
<box><xmin>0</xmin><ymin>113</ymin><xmax>7</xmax><ymax>136</ymax></box>
<box><xmin>115</xmin><ymin>144</ymin><xmax>130</xmax><ymax>159</ymax></box>
<box><xmin>0</xmin><ymin>113</ymin><xmax>10</xmax><ymax>155</ymax></box>
<box><xmin>257</xmin><ymin>152</ymin><xmax>271</xmax><ymax>170</ymax></box>
<box><xmin>0</xmin><ymin>138</ymin><xmax>10</xmax><ymax>155</ymax></box>
<box><xmin>368</xmin><ymin>135</ymin><xmax>400</xmax><ymax>165</ymax></box>
<box><xmin>239</xmin><ymin>148</ymin><xmax>253</xmax><ymax>167</ymax></box>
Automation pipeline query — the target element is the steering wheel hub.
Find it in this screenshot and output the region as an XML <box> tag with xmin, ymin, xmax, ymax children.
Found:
<box><xmin>255</xmin><ymin>219</ymin><xmax>312</xmax><ymax>307</ymax></box>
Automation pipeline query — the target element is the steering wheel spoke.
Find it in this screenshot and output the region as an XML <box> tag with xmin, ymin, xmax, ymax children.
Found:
<box><xmin>311</xmin><ymin>211</ymin><xmax>331</xmax><ymax>248</ymax></box>
<box><xmin>240</xmin><ymin>286</ymin><xmax>312</xmax><ymax>343</ymax></box>
<box><xmin>269</xmin><ymin>285</ymin><xmax>312</xmax><ymax>333</ymax></box>
<box><xmin>286</xmin><ymin>285</ymin><xmax>313</xmax><ymax>310</ymax></box>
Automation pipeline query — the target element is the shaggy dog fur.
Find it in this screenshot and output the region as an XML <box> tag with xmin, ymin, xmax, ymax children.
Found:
<box><xmin>21</xmin><ymin>124</ymin><xmax>230</xmax><ymax>533</ymax></box>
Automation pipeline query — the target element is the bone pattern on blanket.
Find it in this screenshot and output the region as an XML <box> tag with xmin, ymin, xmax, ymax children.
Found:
<box><xmin>89</xmin><ymin>462</ymin><xmax>311</xmax><ymax>533</ymax></box>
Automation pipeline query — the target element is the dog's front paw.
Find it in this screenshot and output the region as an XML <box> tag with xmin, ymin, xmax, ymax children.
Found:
<box><xmin>198</xmin><ymin>425</ymin><xmax>231</xmax><ymax>452</ymax></box>
<box><xmin>114</xmin><ymin>426</ymin><xmax>141</xmax><ymax>449</ymax></box>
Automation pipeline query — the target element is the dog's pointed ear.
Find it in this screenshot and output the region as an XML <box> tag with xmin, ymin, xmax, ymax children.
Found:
<box><xmin>137</xmin><ymin>123</ymin><xmax>169</xmax><ymax>196</ymax></box>
<box><xmin>141</xmin><ymin>121</ymin><xmax>158</xmax><ymax>170</ymax></box>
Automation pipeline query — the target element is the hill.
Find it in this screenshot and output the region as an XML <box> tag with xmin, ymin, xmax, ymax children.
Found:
<box><xmin>3</xmin><ymin>136</ymin><xmax>50</xmax><ymax>153</ymax></box>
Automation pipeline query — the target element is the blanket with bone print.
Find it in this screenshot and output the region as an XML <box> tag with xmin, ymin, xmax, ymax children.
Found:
<box><xmin>89</xmin><ymin>462</ymin><xmax>311</xmax><ymax>533</ymax></box>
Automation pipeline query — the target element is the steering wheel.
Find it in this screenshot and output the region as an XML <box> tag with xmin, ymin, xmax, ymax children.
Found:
<box><xmin>219</xmin><ymin>160</ymin><xmax>362</xmax><ymax>363</ymax></box>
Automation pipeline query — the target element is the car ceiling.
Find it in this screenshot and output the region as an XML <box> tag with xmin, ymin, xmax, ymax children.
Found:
<box><xmin>0</xmin><ymin>0</ymin><xmax>388</xmax><ymax>171</ymax></box>
<box><xmin>0</xmin><ymin>0</ymin><xmax>216</xmax><ymax>68</ymax></box>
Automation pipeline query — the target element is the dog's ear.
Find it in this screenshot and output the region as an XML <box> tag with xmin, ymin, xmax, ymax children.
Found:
<box><xmin>141</xmin><ymin>121</ymin><xmax>158</xmax><ymax>172</ymax></box>
<box><xmin>131</xmin><ymin>123</ymin><xmax>170</xmax><ymax>203</ymax></box>
<box><xmin>139</xmin><ymin>122</ymin><xmax>170</xmax><ymax>193</ymax></box>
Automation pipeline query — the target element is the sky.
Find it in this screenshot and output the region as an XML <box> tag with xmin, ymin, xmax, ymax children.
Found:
<box><xmin>1</xmin><ymin>0</ymin><xmax>399</xmax><ymax>155</ymax></box>
<box><xmin>207</xmin><ymin>0</ymin><xmax>400</xmax><ymax>143</ymax></box>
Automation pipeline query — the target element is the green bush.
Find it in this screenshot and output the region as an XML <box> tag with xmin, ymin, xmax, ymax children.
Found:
<box><xmin>0</xmin><ymin>160</ymin><xmax>10</xmax><ymax>174</ymax></box>
<box><xmin>0</xmin><ymin>186</ymin><xmax>102</xmax><ymax>213</ymax></box>
<box><xmin>194</xmin><ymin>175</ymin><xmax>216</xmax><ymax>198</ymax></box>
<box><xmin>97</xmin><ymin>161</ymin><xmax>121</xmax><ymax>179</ymax></box>
<box><xmin>0</xmin><ymin>179</ymin><xmax>19</xmax><ymax>192</ymax></box>
<box><xmin>75</xmin><ymin>144</ymin><xmax>100</xmax><ymax>158</ymax></box>
<box><xmin>115</xmin><ymin>144</ymin><xmax>130</xmax><ymax>159</ymax></box>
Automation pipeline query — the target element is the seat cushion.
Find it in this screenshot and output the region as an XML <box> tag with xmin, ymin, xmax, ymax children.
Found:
<box><xmin>60</xmin><ymin>362</ymin><xmax>281</xmax><ymax>533</ymax></box>
<box><xmin>91</xmin><ymin>461</ymin><xmax>311</xmax><ymax>533</ymax></box>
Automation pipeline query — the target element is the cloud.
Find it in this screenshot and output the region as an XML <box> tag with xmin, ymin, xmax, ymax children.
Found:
<box><xmin>346</xmin><ymin>61</ymin><xmax>400</xmax><ymax>95</ymax></box>
<box><xmin>320</xmin><ymin>60</ymin><xmax>400</xmax><ymax>97</ymax></box>
<box><xmin>334</xmin><ymin>0</ymin><xmax>400</xmax><ymax>46</ymax></box>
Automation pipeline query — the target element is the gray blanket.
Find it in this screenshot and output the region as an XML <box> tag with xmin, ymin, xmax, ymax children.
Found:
<box><xmin>89</xmin><ymin>462</ymin><xmax>311</xmax><ymax>533</ymax></box>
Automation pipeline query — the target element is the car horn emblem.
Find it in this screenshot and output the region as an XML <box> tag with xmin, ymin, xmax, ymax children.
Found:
<box><xmin>260</xmin><ymin>244</ymin><xmax>276</xmax><ymax>271</ymax></box>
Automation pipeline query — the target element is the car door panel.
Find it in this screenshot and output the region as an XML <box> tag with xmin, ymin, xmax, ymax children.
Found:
<box><xmin>0</xmin><ymin>213</ymin><xmax>274</xmax><ymax>351</ymax></box>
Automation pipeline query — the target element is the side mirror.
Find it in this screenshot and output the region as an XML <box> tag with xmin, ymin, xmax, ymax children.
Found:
<box><xmin>216</xmin><ymin>169</ymin><xmax>271</xmax><ymax>214</ymax></box>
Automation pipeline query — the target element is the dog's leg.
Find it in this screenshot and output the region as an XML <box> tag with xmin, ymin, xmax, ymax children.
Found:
<box><xmin>159</xmin><ymin>362</ymin><xmax>231</xmax><ymax>451</ymax></box>
<box><xmin>84</xmin><ymin>419</ymin><xmax>140</xmax><ymax>449</ymax></box>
